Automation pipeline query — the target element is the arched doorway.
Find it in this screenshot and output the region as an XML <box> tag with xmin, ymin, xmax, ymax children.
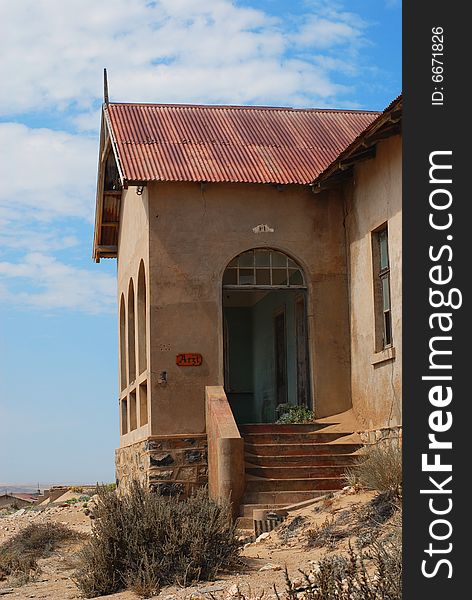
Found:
<box><xmin>222</xmin><ymin>248</ymin><xmax>311</xmax><ymax>423</ymax></box>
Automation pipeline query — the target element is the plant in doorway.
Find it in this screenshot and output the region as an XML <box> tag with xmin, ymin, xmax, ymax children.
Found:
<box><xmin>276</xmin><ymin>403</ymin><xmax>315</xmax><ymax>424</ymax></box>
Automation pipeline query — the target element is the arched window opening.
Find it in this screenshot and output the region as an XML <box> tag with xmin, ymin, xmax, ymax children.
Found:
<box><xmin>129</xmin><ymin>390</ymin><xmax>137</xmax><ymax>431</ymax></box>
<box><xmin>119</xmin><ymin>295</ymin><xmax>127</xmax><ymax>391</ymax></box>
<box><xmin>121</xmin><ymin>398</ymin><xmax>128</xmax><ymax>435</ymax></box>
<box><xmin>128</xmin><ymin>279</ymin><xmax>136</xmax><ymax>384</ymax></box>
<box><xmin>139</xmin><ymin>381</ymin><xmax>148</xmax><ymax>427</ymax></box>
<box><xmin>223</xmin><ymin>248</ymin><xmax>305</xmax><ymax>288</ymax></box>
<box><xmin>137</xmin><ymin>261</ymin><xmax>147</xmax><ymax>374</ymax></box>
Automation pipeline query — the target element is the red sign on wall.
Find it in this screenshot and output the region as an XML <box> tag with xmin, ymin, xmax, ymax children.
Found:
<box><xmin>176</xmin><ymin>353</ymin><xmax>203</xmax><ymax>367</ymax></box>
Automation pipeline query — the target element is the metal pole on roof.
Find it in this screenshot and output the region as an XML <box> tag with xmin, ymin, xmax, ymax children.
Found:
<box><xmin>104</xmin><ymin>68</ymin><xmax>109</xmax><ymax>105</ymax></box>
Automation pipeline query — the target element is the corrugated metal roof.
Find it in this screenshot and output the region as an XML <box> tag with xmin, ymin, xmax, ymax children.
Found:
<box><xmin>106</xmin><ymin>103</ymin><xmax>379</xmax><ymax>186</ymax></box>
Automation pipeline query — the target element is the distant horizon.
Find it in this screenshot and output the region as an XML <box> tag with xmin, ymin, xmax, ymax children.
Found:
<box><xmin>0</xmin><ymin>480</ymin><xmax>115</xmax><ymax>494</ymax></box>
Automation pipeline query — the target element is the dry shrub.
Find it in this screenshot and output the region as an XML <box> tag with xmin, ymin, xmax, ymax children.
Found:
<box><xmin>306</xmin><ymin>516</ymin><xmax>348</xmax><ymax>550</ymax></box>
<box><xmin>0</xmin><ymin>522</ymin><xmax>77</xmax><ymax>584</ymax></box>
<box><xmin>74</xmin><ymin>482</ymin><xmax>240</xmax><ymax>598</ymax></box>
<box><xmin>346</xmin><ymin>440</ymin><xmax>402</xmax><ymax>496</ymax></box>
<box><xmin>279</xmin><ymin>537</ymin><xmax>402</xmax><ymax>600</ymax></box>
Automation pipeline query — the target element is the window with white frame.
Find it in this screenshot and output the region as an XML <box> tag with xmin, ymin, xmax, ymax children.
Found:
<box><xmin>372</xmin><ymin>224</ymin><xmax>393</xmax><ymax>351</ymax></box>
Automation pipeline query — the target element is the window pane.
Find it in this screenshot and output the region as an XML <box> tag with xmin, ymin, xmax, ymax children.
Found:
<box><xmin>381</xmin><ymin>275</ymin><xmax>390</xmax><ymax>310</ymax></box>
<box><xmin>228</xmin><ymin>257</ymin><xmax>238</xmax><ymax>267</ymax></box>
<box><xmin>379</xmin><ymin>230</ymin><xmax>389</xmax><ymax>270</ymax></box>
<box><xmin>256</xmin><ymin>269</ymin><xmax>271</xmax><ymax>285</ymax></box>
<box><xmin>272</xmin><ymin>251</ymin><xmax>287</xmax><ymax>267</ymax></box>
<box><xmin>272</xmin><ymin>268</ymin><xmax>288</xmax><ymax>285</ymax></box>
<box><xmin>239</xmin><ymin>268</ymin><xmax>255</xmax><ymax>285</ymax></box>
<box><xmin>384</xmin><ymin>311</ymin><xmax>392</xmax><ymax>346</ymax></box>
<box><xmin>287</xmin><ymin>258</ymin><xmax>298</xmax><ymax>268</ymax></box>
<box><xmin>255</xmin><ymin>249</ymin><xmax>270</xmax><ymax>267</ymax></box>
<box><xmin>222</xmin><ymin>269</ymin><xmax>237</xmax><ymax>285</ymax></box>
<box><xmin>288</xmin><ymin>269</ymin><xmax>303</xmax><ymax>286</ymax></box>
<box><xmin>238</xmin><ymin>251</ymin><xmax>254</xmax><ymax>267</ymax></box>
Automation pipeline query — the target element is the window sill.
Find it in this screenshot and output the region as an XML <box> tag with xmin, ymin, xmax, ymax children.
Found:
<box><xmin>371</xmin><ymin>346</ymin><xmax>396</xmax><ymax>365</ymax></box>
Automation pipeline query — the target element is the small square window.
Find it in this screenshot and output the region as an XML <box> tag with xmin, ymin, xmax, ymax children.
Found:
<box><xmin>256</xmin><ymin>269</ymin><xmax>271</xmax><ymax>285</ymax></box>
<box><xmin>239</xmin><ymin>269</ymin><xmax>255</xmax><ymax>285</ymax></box>
<box><xmin>239</xmin><ymin>251</ymin><xmax>254</xmax><ymax>267</ymax></box>
<box><xmin>272</xmin><ymin>269</ymin><xmax>288</xmax><ymax>285</ymax></box>
<box><xmin>289</xmin><ymin>269</ymin><xmax>303</xmax><ymax>286</ymax></box>
<box><xmin>272</xmin><ymin>252</ymin><xmax>287</xmax><ymax>267</ymax></box>
<box><xmin>255</xmin><ymin>249</ymin><xmax>271</xmax><ymax>267</ymax></box>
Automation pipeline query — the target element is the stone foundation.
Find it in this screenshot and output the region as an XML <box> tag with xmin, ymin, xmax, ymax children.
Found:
<box><xmin>115</xmin><ymin>434</ymin><xmax>208</xmax><ymax>497</ymax></box>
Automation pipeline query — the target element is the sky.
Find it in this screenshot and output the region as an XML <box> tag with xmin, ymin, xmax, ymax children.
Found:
<box><xmin>0</xmin><ymin>0</ymin><xmax>401</xmax><ymax>488</ymax></box>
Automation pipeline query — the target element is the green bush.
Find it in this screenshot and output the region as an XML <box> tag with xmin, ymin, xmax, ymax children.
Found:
<box><xmin>74</xmin><ymin>482</ymin><xmax>240</xmax><ymax>598</ymax></box>
<box><xmin>276</xmin><ymin>404</ymin><xmax>315</xmax><ymax>424</ymax></box>
<box><xmin>0</xmin><ymin>522</ymin><xmax>77</xmax><ymax>583</ymax></box>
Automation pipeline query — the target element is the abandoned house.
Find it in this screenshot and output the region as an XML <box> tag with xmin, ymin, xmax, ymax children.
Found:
<box><xmin>93</xmin><ymin>93</ymin><xmax>402</xmax><ymax>522</ymax></box>
<box><xmin>0</xmin><ymin>493</ymin><xmax>37</xmax><ymax>510</ymax></box>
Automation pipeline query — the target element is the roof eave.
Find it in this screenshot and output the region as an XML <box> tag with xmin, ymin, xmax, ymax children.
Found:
<box><xmin>311</xmin><ymin>95</ymin><xmax>403</xmax><ymax>192</ymax></box>
<box><xmin>92</xmin><ymin>105</ymin><xmax>124</xmax><ymax>262</ymax></box>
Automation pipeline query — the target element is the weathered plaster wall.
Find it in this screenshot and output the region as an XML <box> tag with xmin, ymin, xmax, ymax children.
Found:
<box><xmin>346</xmin><ymin>135</ymin><xmax>402</xmax><ymax>429</ymax></box>
<box><xmin>147</xmin><ymin>181</ymin><xmax>352</xmax><ymax>433</ymax></box>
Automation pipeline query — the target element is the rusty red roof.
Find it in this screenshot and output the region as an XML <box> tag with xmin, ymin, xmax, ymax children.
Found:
<box><xmin>105</xmin><ymin>103</ymin><xmax>379</xmax><ymax>186</ymax></box>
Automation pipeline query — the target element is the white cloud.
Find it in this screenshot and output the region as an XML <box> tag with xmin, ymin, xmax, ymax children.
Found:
<box><xmin>0</xmin><ymin>0</ymin><xmax>368</xmax><ymax>117</ymax></box>
<box><xmin>0</xmin><ymin>253</ymin><xmax>116</xmax><ymax>314</ymax></box>
<box><xmin>292</xmin><ymin>17</ymin><xmax>364</xmax><ymax>49</ymax></box>
<box><xmin>0</xmin><ymin>123</ymin><xmax>97</xmax><ymax>222</ymax></box>
<box><xmin>0</xmin><ymin>0</ymin><xmax>373</xmax><ymax>314</ymax></box>
<box><xmin>0</xmin><ymin>123</ymin><xmax>107</xmax><ymax>314</ymax></box>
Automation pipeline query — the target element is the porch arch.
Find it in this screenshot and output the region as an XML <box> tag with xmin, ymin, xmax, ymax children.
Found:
<box><xmin>222</xmin><ymin>248</ymin><xmax>311</xmax><ymax>423</ymax></box>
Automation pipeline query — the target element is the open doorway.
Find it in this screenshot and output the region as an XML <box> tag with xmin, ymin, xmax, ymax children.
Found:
<box><xmin>222</xmin><ymin>248</ymin><xmax>311</xmax><ymax>423</ymax></box>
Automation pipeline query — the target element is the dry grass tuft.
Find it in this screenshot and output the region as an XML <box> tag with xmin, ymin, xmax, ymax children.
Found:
<box><xmin>0</xmin><ymin>522</ymin><xmax>78</xmax><ymax>585</ymax></box>
<box><xmin>345</xmin><ymin>440</ymin><xmax>402</xmax><ymax>496</ymax></box>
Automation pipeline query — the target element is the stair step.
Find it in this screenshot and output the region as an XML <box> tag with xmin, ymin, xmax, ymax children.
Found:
<box><xmin>244</xmin><ymin>453</ymin><xmax>359</xmax><ymax>467</ymax></box>
<box><xmin>243</xmin><ymin>431</ymin><xmax>346</xmax><ymax>444</ymax></box>
<box><xmin>245</xmin><ymin>442</ymin><xmax>362</xmax><ymax>456</ymax></box>
<box><xmin>245</xmin><ymin>476</ymin><xmax>344</xmax><ymax>493</ymax></box>
<box><xmin>239</xmin><ymin>423</ymin><xmax>329</xmax><ymax>434</ymax></box>
<box><xmin>238</xmin><ymin>503</ymin><xmax>287</xmax><ymax>517</ymax></box>
<box><xmin>245</xmin><ymin>465</ymin><xmax>348</xmax><ymax>479</ymax></box>
<box><xmin>243</xmin><ymin>490</ymin><xmax>338</xmax><ymax>504</ymax></box>
<box><xmin>235</xmin><ymin>516</ymin><xmax>254</xmax><ymax>530</ymax></box>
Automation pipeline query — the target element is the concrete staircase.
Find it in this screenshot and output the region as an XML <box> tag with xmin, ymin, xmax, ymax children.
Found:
<box><xmin>236</xmin><ymin>422</ymin><xmax>362</xmax><ymax>531</ymax></box>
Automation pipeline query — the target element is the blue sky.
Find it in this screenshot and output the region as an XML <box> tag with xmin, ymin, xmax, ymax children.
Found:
<box><xmin>0</xmin><ymin>0</ymin><xmax>401</xmax><ymax>487</ymax></box>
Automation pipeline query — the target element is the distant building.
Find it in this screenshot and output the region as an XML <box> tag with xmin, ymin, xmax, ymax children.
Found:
<box><xmin>93</xmin><ymin>93</ymin><xmax>402</xmax><ymax>517</ymax></box>
<box><xmin>0</xmin><ymin>493</ymin><xmax>37</xmax><ymax>509</ymax></box>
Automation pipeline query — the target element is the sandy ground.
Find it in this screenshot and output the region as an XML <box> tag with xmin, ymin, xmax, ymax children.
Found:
<box><xmin>0</xmin><ymin>488</ymin><xmax>379</xmax><ymax>600</ymax></box>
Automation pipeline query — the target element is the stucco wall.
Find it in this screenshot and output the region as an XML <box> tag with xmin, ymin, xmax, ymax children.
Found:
<box><xmin>346</xmin><ymin>135</ymin><xmax>402</xmax><ymax>429</ymax></box>
<box><xmin>147</xmin><ymin>181</ymin><xmax>352</xmax><ymax>434</ymax></box>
